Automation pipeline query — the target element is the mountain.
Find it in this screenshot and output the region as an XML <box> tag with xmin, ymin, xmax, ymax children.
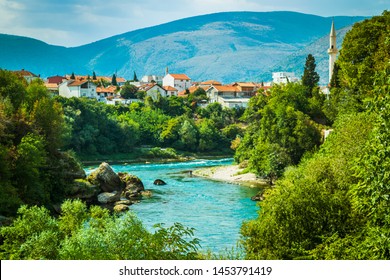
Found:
<box><xmin>0</xmin><ymin>11</ymin><xmax>366</xmax><ymax>84</ymax></box>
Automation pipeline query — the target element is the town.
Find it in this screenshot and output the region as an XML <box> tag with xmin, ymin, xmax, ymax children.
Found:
<box><xmin>13</xmin><ymin>68</ymin><xmax>284</xmax><ymax>108</ymax></box>
<box><xmin>10</xmin><ymin>19</ymin><xmax>338</xmax><ymax>109</ymax></box>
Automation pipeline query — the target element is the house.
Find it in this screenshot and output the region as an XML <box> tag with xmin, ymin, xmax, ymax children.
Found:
<box><xmin>200</xmin><ymin>80</ymin><xmax>222</xmax><ymax>87</ymax></box>
<box><xmin>96</xmin><ymin>85</ymin><xmax>117</xmax><ymax>101</ymax></box>
<box><xmin>13</xmin><ymin>69</ymin><xmax>39</xmax><ymax>83</ymax></box>
<box><xmin>59</xmin><ymin>80</ymin><xmax>97</xmax><ymax>99</ymax></box>
<box><xmin>231</xmin><ymin>82</ymin><xmax>257</xmax><ymax>97</ymax></box>
<box><xmin>47</xmin><ymin>75</ymin><xmax>66</xmax><ymax>85</ymax></box>
<box><xmin>272</xmin><ymin>72</ymin><xmax>299</xmax><ymax>84</ymax></box>
<box><xmin>105</xmin><ymin>96</ymin><xmax>129</xmax><ymax>105</ymax></box>
<box><xmin>44</xmin><ymin>83</ymin><xmax>59</xmax><ymax>95</ymax></box>
<box><xmin>206</xmin><ymin>85</ymin><xmax>250</xmax><ymax>108</ymax></box>
<box><xmin>141</xmin><ymin>75</ymin><xmax>163</xmax><ymax>85</ymax></box>
<box><xmin>162</xmin><ymin>73</ymin><xmax>191</xmax><ymax>93</ymax></box>
<box><xmin>139</xmin><ymin>83</ymin><xmax>167</xmax><ymax>100</ymax></box>
<box><xmin>65</xmin><ymin>74</ymin><xmax>126</xmax><ymax>86</ymax></box>
<box><xmin>163</xmin><ymin>86</ymin><xmax>179</xmax><ymax>97</ymax></box>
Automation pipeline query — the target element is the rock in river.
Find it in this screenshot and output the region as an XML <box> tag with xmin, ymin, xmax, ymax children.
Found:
<box><xmin>118</xmin><ymin>172</ymin><xmax>145</xmax><ymax>200</ymax></box>
<box><xmin>87</xmin><ymin>162</ymin><xmax>124</xmax><ymax>192</ymax></box>
<box><xmin>153</xmin><ymin>179</ymin><xmax>167</xmax><ymax>185</ymax></box>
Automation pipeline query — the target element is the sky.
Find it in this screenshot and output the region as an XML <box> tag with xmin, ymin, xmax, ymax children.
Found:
<box><xmin>0</xmin><ymin>0</ymin><xmax>387</xmax><ymax>47</ymax></box>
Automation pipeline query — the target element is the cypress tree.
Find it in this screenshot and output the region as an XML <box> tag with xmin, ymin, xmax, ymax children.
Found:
<box><xmin>133</xmin><ymin>71</ymin><xmax>139</xmax><ymax>82</ymax></box>
<box><xmin>301</xmin><ymin>54</ymin><xmax>320</xmax><ymax>96</ymax></box>
<box><xmin>111</xmin><ymin>74</ymin><xmax>117</xmax><ymax>86</ymax></box>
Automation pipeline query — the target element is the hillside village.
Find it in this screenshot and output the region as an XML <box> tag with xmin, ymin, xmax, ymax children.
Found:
<box><xmin>9</xmin><ymin>20</ymin><xmax>338</xmax><ymax>111</ymax></box>
<box><xmin>12</xmin><ymin>68</ymin><xmax>302</xmax><ymax>108</ymax></box>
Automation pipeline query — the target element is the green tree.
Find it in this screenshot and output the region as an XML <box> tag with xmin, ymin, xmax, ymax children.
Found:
<box><xmin>179</xmin><ymin>119</ymin><xmax>198</xmax><ymax>151</ymax></box>
<box><xmin>111</xmin><ymin>74</ymin><xmax>117</xmax><ymax>86</ymax></box>
<box><xmin>249</xmin><ymin>142</ymin><xmax>291</xmax><ymax>185</ymax></box>
<box><xmin>337</xmin><ymin>11</ymin><xmax>390</xmax><ymax>97</ymax></box>
<box><xmin>301</xmin><ymin>54</ymin><xmax>320</xmax><ymax>96</ymax></box>
<box><xmin>92</xmin><ymin>71</ymin><xmax>97</xmax><ymax>80</ymax></box>
<box><xmin>133</xmin><ymin>71</ymin><xmax>139</xmax><ymax>82</ymax></box>
<box><xmin>0</xmin><ymin>70</ymin><xmax>27</xmax><ymax>111</ymax></box>
<box><xmin>13</xmin><ymin>133</ymin><xmax>47</xmax><ymax>205</ymax></box>
<box><xmin>197</xmin><ymin>119</ymin><xmax>223</xmax><ymax>151</ymax></box>
<box><xmin>120</xmin><ymin>83</ymin><xmax>138</xmax><ymax>99</ymax></box>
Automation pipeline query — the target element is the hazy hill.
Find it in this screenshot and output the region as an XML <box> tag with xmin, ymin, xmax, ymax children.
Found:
<box><xmin>0</xmin><ymin>11</ymin><xmax>365</xmax><ymax>84</ymax></box>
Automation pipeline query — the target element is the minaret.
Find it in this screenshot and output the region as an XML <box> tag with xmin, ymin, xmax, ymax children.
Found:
<box><xmin>327</xmin><ymin>19</ymin><xmax>338</xmax><ymax>84</ymax></box>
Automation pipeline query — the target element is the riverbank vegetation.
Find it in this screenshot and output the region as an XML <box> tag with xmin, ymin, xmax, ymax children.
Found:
<box><xmin>241</xmin><ymin>11</ymin><xmax>390</xmax><ymax>259</ymax></box>
<box><xmin>0</xmin><ymin>199</ymin><xmax>200</xmax><ymax>260</ymax></box>
<box><xmin>0</xmin><ymin>10</ymin><xmax>388</xmax><ymax>260</ymax></box>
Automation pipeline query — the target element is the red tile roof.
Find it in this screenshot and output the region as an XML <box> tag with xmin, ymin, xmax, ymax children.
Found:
<box><xmin>201</xmin><ymin>80</ymin><xmax>222</xmax><ymax>86</ymax></box>
<box><xmin>13</xmin><ymin>69</ymin><xmax>38</xmax><ymax>77</ymax></box>
<box><xmin>169</xmin><ymin>74</ymin><xmax>191</xmax><ymax>80</ymax></box>
<box><xmin>213</xmin><ymin>85</ymin><xmax>239</xmax><ymax>92</ymax></box>
<box><xmin>163</xmin><ymin>86</ymin><xmax>178</xmax><ymax>91</ymax></box>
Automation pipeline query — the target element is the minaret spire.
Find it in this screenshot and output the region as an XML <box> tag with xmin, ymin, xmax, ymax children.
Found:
<box><xmin>327</xmin><ymin>19</ymin><xmax>338</xmax><ymax>84</ymax></box>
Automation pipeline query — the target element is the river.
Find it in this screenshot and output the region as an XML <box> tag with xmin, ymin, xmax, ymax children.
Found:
<box><xmin>86</xmin><ymin>158</ymin><xmax>260</xmax><ymax>254</ymax></box>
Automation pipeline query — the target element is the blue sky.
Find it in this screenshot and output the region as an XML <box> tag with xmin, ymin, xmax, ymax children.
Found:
<box><xmin>0</xmin><ymin>0</ymin><xmax>387</xmax><ymax>46</ymax></box>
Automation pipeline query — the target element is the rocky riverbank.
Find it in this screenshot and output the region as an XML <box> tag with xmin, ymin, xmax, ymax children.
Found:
<box><xmin>67</xmin><ymin>162</ymin><xmax>150</xmax><ymax>213</ymax></box>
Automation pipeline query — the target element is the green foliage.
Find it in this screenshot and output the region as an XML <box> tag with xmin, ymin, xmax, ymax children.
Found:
<box><xmin>301</xmin><ymin>54</ymin><xmax>320</xmax><ymax>96</ymax></box>
<box><xmin>0</xmin><ymin>200</ymin><xmax>201</xmax><ymax>260</ymax></box>
<box><xmin>242</xmin><ymin>112</ymin><xmax>374</xmax><ymax>259</ymax></box>
<box><xmin>0</xmin><ymin>70</ymin><xmax>27</xmax><ymax>111</ymax></box>
<box><xmin>0</xmin><ymin>70</ymin><xmax>81</xmax><ymax>216</ymax></box>
<box><xmin>111</xmin><ymin>73</ymin><xmax>117</xmax><ymax>86</ymax></box>
<box><xmin>235</xmin><ymin>83</ymin><xmax>321</xmax><ymax>179</ymax></box>
<box><xmin>179</xmin><ymin>119</ymin><xmax>198</xmax><ymax>151</ymax></box>
<box><xmin>120</xmin><ymin>83</ymin><xmax>138</xmax><ymax>99</ymax></box>
<box><xmin>337</xmin><ymin>11</ymin><xmax>390</xmax><ymax>97</ymax></box>
<box><xmin>0</xmin><ymin>205</ymin><xmax>59</xmax><ymax>260</ymax></box>
<box><xmin>197</xmin><ymin>119</ymin><xmax>226</xmax><ymax>151</ymax></box>
<box><xmin>241</xmin><ymin>12</ymin><xmax>390</xmax><ymax>260</ymax></box>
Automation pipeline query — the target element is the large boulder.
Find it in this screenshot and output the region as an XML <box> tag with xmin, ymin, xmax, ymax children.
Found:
<box><xmin>97</xmin><ymin>191</ymin><xmax>121</xmax><ymax>204</ymax></box>
<box><xmin>87</xmin><ymin>162</ymin><xmax>124</xmax><ymax>192</ymax></box>
<box><xmin>118</xmin><ymin>172</ymin><xmax>145</xmax><ymax>200</ymax></box>
<box><xmin>68</xmin><ymin>179</ymin><xmax>100</xmax><ymax>201</ymax></box>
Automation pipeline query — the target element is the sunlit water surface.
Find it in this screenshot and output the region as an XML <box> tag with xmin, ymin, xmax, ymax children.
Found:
<box><xmin>86</xmin><ymin>158</ymin><xmax>260</xmax><ymax>253</ymax></box>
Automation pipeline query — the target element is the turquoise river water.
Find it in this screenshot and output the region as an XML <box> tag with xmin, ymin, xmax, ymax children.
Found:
<box><xmin>86</xmin><ymin>158</ymin><xmax>260</xmax><ymax>253</ymax></box>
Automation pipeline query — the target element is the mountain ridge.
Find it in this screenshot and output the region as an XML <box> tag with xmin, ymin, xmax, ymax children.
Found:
<box><xmin>0</xmin><ymin>11</ymin><xmax>367</xmax><ymax>84</ymax></box>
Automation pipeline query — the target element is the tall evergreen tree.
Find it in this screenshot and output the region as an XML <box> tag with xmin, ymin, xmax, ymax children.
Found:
<box><xmin>70</xmin><ymin>72</ymin><xmax>75</xmax><ymax>79</ymax></box>
<box><xmin>92</xmin><ymin>71</ymin><xmax>97</xmax><ymax>80</ymax></box>
<box><xmin>329</xmin><ymin>62</ymin><xmax>340</xmax><ymax>88</ymax></box>
<box><xmin>302</xmin><ymin>54</ymin><xmax>320</xmax><ymax>96</ymax></box>
<box><xmin>111</xmin><ymin>74</ymin><xmax>117</xmax><ymax>86</ymax></box>
<box><xmin>133</xmin><ymin>71</ymin><xmax>139</xmax><ymax>82</ymax></box>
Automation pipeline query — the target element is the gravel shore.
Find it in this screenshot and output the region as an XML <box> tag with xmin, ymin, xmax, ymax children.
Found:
<box><xmin>192</xmin><ymin>164</ymin><xmax>267</xmax><ymax>187</ymax></box>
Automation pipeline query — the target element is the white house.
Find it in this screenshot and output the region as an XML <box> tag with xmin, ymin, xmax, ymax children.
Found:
<box><xmin>141</xmin><ymin>75</ymin><xmax>163</xmax><ymax>85</ymax></box>
<box><xmin>162</xmin><ymin>73</ymin><xmax>191</xmax><ymax>93</ymax></box>
<box><xmin>163</xmin><ymin>86</ymin><xmax>179</xmax><ymax>97</ymax></box>
<box><xmin>206</xmin><ymin>85</ymin><xmax>250</xmax><ymax>108</ymax></box>
<box><xmin>272</xmin><ymin>72</ymin><xmax>299</xmax><ymax>84</ymax></box>
<box><xmin>59</xmin><ymin>80</ymin><xmax>97</xmax><ymax>99</ymax></box>
<box><xmin>139</xmin><ymin>83</ymin><xmax>167</xmax><ymax>100</ymax></box>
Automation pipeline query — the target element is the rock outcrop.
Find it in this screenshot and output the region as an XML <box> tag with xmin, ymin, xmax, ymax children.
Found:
<box><xmin>87</xmin><ymin>162</ymin><xmax>124</xmax><ymax>192</ymax></box>
<box><xmin>118</xmin><ymin>172</ymin><xmax>145</xmax><ymax>200</ymax></box>
<box><xmin>76</xmin><ymin>162</ymin><xmax>150</xmax><ymax>212</ymax></box>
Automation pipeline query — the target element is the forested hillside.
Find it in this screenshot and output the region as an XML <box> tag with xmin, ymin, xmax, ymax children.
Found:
<box><xmin>240</xmin><ymin>11</ymin><xmax>390</xmax><ymax>260</ymax></box>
